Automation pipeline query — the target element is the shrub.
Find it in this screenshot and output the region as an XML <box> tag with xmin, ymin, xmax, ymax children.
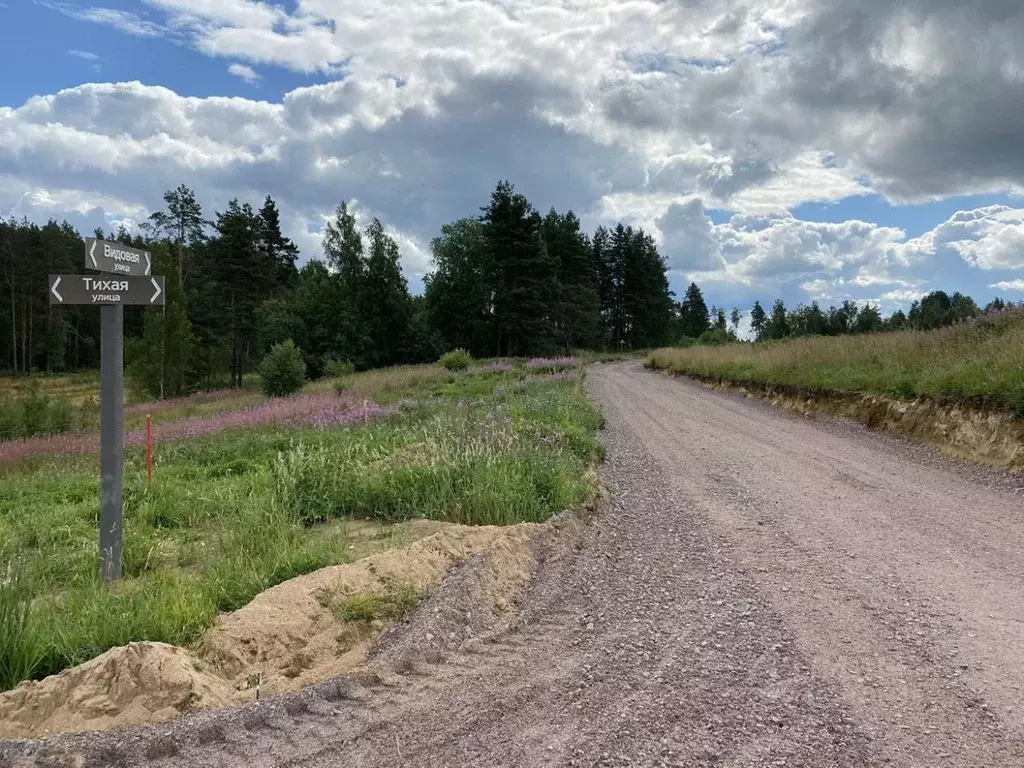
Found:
<box><xmin>0</xmin><ymin>401</ymin><xmax>21</xmax><ymax>441</ymax></box>
<box><xmin>47</xmin><ymin>397</ymin><xmax>74</xmax><ymax>435</ymax></box>
<box><xmin>439</xmin><ymin>349</ymin><xmax>472</xmax><ymax>372</ymax></box>
<box><xmin>696</xmin><ymin>327</ymin><xmax>734</xmax><ymax>346</ymax></box>
<box><xmin>78</xmin><ymin>396</ymin><xmax>99</xmax><ymax>432</ymax></box>
<box><xmin>258</xmin><ymin>340</ymin><xmax>308</xmax><ymax>397</ymax></box>
<box><xmin>324</xmin><ymin>357</ymin><xmax>355</xmax><ymax>379</ymax></box>
<box><xmin>20</xmin><ymin>384</ymin><xmax>49</xmax><ymax>437</ymax></box>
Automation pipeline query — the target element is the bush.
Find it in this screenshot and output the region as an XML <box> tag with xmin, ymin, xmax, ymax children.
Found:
<box><xmin>20</xmin><ymin>384</ymin><xmax>49</xmax><ymax>437</ymax></box>
<box><xmin>78</xmin><ymin>395</ymin><xmax>99</xmax><ymax>432</ymax></box>
<box><xmin>258</xmin><ymin>340</ymin><xmax>308</xmax><ymax>397</ymax></box>
<box><xmin>439</xmin><ymin>348</ymin><xmax>472</xmax><ymax>372</ymax></box>
<box><xmin>0</xmin><ymin>401</ymin><xmax>21</xmax><ymax>441</ymax></box>
<box><xmin>47</xmin><ymin>397</ymin><xmax>74</xmax><ymax>435</ymax></box>
<box><xmin>696</xmin><ymin>327</ymin><xmax>734</xmax><ymax>346</ymax></box>
<box><xmin>324</xmin><ymin>357</ymin><xmax>355</xmax><ymax>379</ymax></box>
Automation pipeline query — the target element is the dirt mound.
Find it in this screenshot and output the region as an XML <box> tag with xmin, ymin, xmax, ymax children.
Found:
<box><xmin>204</xmin><ymin>522</ymin><xmax>539</xmax><ymax>697</ymax></box>
<box><xmin>0</xmin><ymin>643</ymin><xmax>234</xmax><ymax>739</ymax></box>
<box><xmin>0</xmin><ymin>521</ymin><xmax>548</xmax><ymax>741</ymax></box>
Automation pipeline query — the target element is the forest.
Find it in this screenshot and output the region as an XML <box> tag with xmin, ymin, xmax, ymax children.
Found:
<box><xmin>0</xmin><ymin>178</ymin><xmax>1016</xmax><ymax>396</ymax></box>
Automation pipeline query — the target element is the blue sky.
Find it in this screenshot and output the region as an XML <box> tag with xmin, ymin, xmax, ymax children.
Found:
<box><xmin>1</xmin><ymin>0</ymin><xmax>1023</xmax><ymax>316</ymax></box>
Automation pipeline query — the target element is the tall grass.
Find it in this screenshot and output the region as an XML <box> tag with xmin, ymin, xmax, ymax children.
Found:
<box><xmin>0</xmin><ymin>361</ymin><xmax>602</xmax><ymax>691</ymax></box>
<box><xmin>647</xmin><ymin>311</ymin><xmax>1024</xmax><ymax>413</ymax></box>
<box><xmin>0</xmin><ymin>563</ymin><xmax>43</xmax><ymax>690</ymax></box>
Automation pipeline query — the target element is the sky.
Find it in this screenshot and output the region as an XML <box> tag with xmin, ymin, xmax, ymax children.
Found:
<box><xmin>1</xmin><ymin>0</ymin><xmax>1023</xmax><ymax>316</ymax></box>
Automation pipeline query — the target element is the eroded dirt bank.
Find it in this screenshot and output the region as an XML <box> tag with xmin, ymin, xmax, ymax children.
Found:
<box><xmin>4</xmin><ymin>362</ymin><xmax>1024</xmax><ymax>767</ymax></box>
<box><xmin>0</xmin><ymin>520</ymin><xmax>546</xmax><ymax>740</ymax></box>
<box><xmin>661</xmin><ymin>370</ymin><xmax>1024</xmax><ymax>470</ymax></box>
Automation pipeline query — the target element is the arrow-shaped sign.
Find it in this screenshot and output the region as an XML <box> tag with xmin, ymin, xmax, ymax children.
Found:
<box><xmin>84</xmin><ymin>238</ymin><xmax>152</xmax><ymax>277</ymax></box>
<box><xmin>49</xmin><ymin>274</ymin><xmax>165</xmax><ymax>306</ymax></box>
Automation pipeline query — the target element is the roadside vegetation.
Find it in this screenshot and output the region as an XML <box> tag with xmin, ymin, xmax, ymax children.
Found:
<box><xmin>0</xmin><ymin>356</ymin><xmax>603</xmax><ymax>692</ymax></box>
<box><xmin>647</xmin><ymin>308</ymin><xmax>1024</xmax><ymax>413</ymax></box>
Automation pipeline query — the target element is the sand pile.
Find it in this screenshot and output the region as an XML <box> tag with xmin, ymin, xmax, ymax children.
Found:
<box><xmin>0</xmin><ymin>521</ymin><xmax>546</xmax><ymax>740</ymax></box>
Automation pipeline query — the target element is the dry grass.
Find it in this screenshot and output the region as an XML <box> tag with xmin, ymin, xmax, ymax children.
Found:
<box><xmin>647</xmin><ymin>311</ymin><xmax>1024</xmax><ymax>413</ymax></box>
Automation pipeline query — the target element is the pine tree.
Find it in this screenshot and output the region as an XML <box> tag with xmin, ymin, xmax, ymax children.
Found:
<box><xmin>147</xmin><ymin>185</ymin><xmax>205</xmax><ymax>278</ymax></box>
<box><xmin>767</xmin><ymin>299</ymin><xmax>791</xmax><ymax>339</ymax></box>
<box><xmin>423</xmin><ymin>218</ymin><xmax>494</xmax><ymax>356</ymax></box>
<box><xmin>211</xmin><ymin>200</ymin><xmax>262</xmax><ymax>386</ymax></box>
<box><xmin>750</xmin><ymin>300</ymin><xmax>767</xmax><ymax>340</ymax></box>
<box><xmin>591</xmin><ymin>226</ymin><xmax>615</xmax><ymax>347</ymax></box>
<box><xmin>257</xmin><ymin>196</ymin><xmax>299</xmax><ymax>289</ymax></box>
<box><xmin>129</xmin><ymin>242</ymin><xmax>192</xmax><ymax>398</ymax></box>
<box><xmin>544</xmin><ymin>209</ymin><xmax>601</xmax><ymax>353</ymax></box>
<box><xmin>729</xmin><ymin>307</ymin><xmax>742</xmax><ymax>335</ymax></box>
<box><xmin>853</xmin><ymin>303</ymin><xmax>884</xmax><ymax>334</ymax></box>
<box><xmin>363</xmin><ymin>218</ymin><xmax>413</xmax><ymax>367</ymax></box>
<box><xmin>678</xmin><ymin>283</ymin><xmax>710</xmax><ymax>338</ymax></box>
<box><xmin>482</xmin><ymin>180</ymin><xmax>556</xmax><ymax>356</ymax></box>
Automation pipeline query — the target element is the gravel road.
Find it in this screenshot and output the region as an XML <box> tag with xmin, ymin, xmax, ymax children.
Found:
<box><xmin>5</xmin><ymin>361</ymin><xmax>1024</xmax><ymax>767</ymax></box>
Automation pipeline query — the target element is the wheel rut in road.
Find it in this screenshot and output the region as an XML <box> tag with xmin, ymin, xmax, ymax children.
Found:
<box><xmin>5</xmin><ymin>361</ymin><xmax>1023</xmax><ymax>767</ymax></box>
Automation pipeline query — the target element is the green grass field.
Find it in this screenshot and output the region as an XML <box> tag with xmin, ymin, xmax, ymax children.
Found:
<box><xmin>647</xmin><ymin>310</ymin><xmax>1024</xmax><ymax>414</ymax></box>
<box><xmin>0</xmin><ymin>359</ymin><xmax>603</xmax><ymax>692</ymax></box>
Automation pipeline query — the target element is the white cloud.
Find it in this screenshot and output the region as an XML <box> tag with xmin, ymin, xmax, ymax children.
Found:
<box><xmin>930</xmin><ymin>206</ymin><xmax>1024</xmax><ymax>270</ymax></box>
<box><xmin>878</xmin><ymin>289</ymin><xmax>927</xmax><ymax>303</ymax></box>
<box><xmin>14</xmin><ymin>0</ymin><xmax>1024</xmax><ymax>304</ymax></box>
<box><xmin>41</xmin><ymin>3</ymin><xmax>165</xmax><ymax>37</ymax></box>
<box><xmin>988</xmin><ymin>279</ymin><xmax>1024</xmax><ymax>293</ymax></box>
<box><xmin>227</xmin><ymin>63</ymin><xmax>261</xmax><ymax>84</ymax></box>
<box><xmin>68</xmin><ymin>50</ymin><xmax>101</xmax><ymax>62</ymax></box>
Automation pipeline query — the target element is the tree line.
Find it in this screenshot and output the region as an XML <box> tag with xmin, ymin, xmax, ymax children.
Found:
<box><xmin>670</xmin><ymin>283</ymin><xmax>1019</xmax><ymax>345</ymax></box>
<box><xmin>4</xmin><ymin>178</ymin><xmax>1017</xmax><ymax>393</ymax></box>
<box><xmin>0</xmin><ymin>180</ymin><xmax>677</xmax><ymax>395</ymax></box>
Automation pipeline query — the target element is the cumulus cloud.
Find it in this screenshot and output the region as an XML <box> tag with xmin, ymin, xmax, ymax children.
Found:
<box><xmin>11</xmin><ymin>0</ymin><xmax>1024</xmax><ymax>304</ymax></box>
<box><xmin>655</xmin><ymin>202</ymin><xmax>1024</xmax><ymax>306</ymax></box>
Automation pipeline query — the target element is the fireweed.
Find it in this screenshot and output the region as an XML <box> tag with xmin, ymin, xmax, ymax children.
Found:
<box><xmin>0</xmin><ymin>394</ymin><xmax>387</xmax><ymax>465</ymax></box>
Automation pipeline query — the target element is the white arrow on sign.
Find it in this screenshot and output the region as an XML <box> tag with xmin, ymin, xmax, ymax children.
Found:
<box><xmin>150</xmin><ymin>277</ymin><xmax>162</xmax><ymax>304</ymax></box>
<box><xmin>145</xmin><ymin>252</ymin><xmax>151</xmax><ymax>276</ymax></box>
<box><xmin>89</xmin><ymin>240</ymin><xmax>98</xmax><ymax>268</ymax></box>
<box><xmin>51</xmin><ymin>276</ymin><xmax>63</xmax><ymax>303</ymax></box>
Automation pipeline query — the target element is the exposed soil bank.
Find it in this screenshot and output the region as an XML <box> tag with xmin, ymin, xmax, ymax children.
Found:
<box><xmin>0</xmin><ymin>519</ymin><xmax>550</xmax><ymax>740</ymax></box>
<box><xmin>656</xmin><ymin>369</ymin><xmax>1024</xmax><ymax>471</ymax></box>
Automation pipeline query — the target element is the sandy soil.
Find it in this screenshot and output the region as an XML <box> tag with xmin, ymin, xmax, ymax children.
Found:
<box><xmin>4</xmin><ymin>361</ymin><xmax>1024</xmax><ymax>767</ymax></box>
<box><xmin>0</xmin><ymin>520</ymin><xmax>542</xmax><ymax>741</ymax></box>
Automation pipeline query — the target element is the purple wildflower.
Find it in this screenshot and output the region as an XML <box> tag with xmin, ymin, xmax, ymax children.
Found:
<box><xmin>0</xmin><ymin>393</ymin><xmax>387</xmax><ymax>465</ymax></box>
<box><xmin>525</xmin><ymin>356</ymin><xmax>579</xmax><ymax>370</ymax></box>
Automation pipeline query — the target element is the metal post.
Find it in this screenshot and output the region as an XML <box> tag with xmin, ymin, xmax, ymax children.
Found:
<box><xmin>99</xmin><ymin>304</ymin><xmax>124</xmax><ymax>582</ymax></box>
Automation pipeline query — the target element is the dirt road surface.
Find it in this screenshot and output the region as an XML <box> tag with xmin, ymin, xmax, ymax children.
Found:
<box><xmin>5</xmin><ymin>361</ymin><xmax>1024</xmax><ymax>767</ymax></box>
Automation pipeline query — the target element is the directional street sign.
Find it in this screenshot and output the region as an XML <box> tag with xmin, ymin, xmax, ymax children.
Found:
<box><xmin>84</xmin><ymin>237</ymin><xmax>152</xmax><ymax>277</ymax></box>
<box><xmin>49</xmin><ymin>274</ymin><xmax>165</xmax><ymax>306</ymax></box>
<box><xmin>54</xmin><ymin>248</ymin><xmax>164</xmax><ymax>582</ymax></box>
